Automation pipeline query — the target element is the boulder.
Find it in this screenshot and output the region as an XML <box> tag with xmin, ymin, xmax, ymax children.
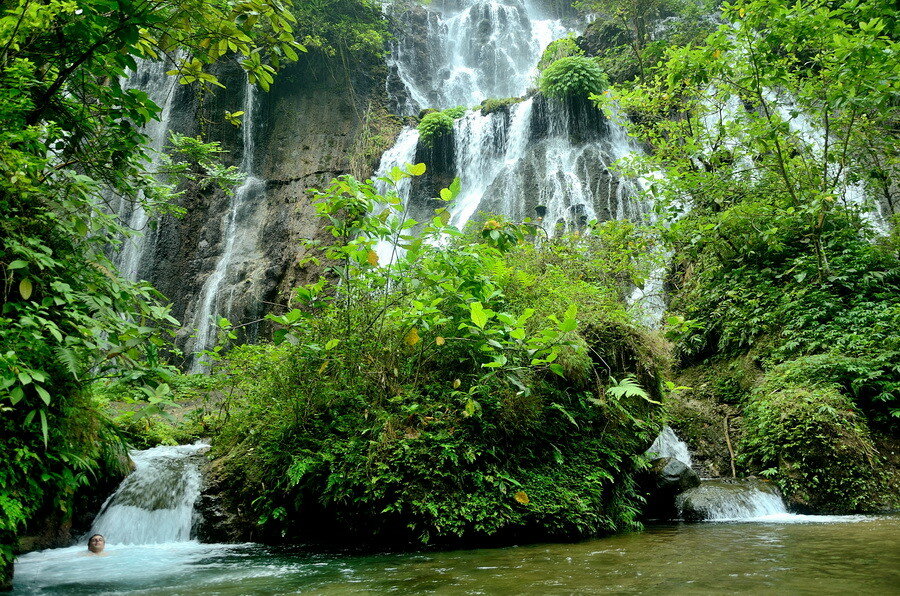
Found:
<box><xmin>640</xmin><ymin>456</ymin><xmax>701</xmax><ymax>519</ymax></box>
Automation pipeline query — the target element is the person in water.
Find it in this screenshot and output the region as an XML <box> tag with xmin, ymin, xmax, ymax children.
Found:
<box><xmin>87</xmin><ymin>534</ymin><xmax>106</xmax><ymax>555</ymax></box>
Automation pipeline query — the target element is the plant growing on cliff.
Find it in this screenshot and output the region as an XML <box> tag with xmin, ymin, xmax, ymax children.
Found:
<box><xmin>539</xmin><ymin>56</ymin><xmax>609</xmax><ymax>100</ymax></box>
<box><xmin>209</xmin><ymin>170</ymin><xmax>665</xmax><ymax>546</ymax></box>
<box><xmin>537</xmin><ymin>35</ymin><xmax>584</xmax><ymax>71</ymax></box>
<box><xmin>417</xmin><ymin>107</ymin><xmax>466</xmax><ymax>146</ymax></box>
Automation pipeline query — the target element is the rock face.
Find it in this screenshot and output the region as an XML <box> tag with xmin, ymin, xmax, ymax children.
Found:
<box><xmin>640</xmin><ymin>457</ymin><xmax>701</xmax><ymax>520</ymax></box>
<box><xmin>138</xmin><ymin>56</ymin><xmax>396</xmax><ymax>356</ymax></box>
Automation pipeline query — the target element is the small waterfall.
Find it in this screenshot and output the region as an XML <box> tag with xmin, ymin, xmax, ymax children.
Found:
<box><xmin>646</xmin><ymin>425</ymin><xmax>693</xmax><ymax>468</ymax></box>
<box><xmin>187</xmin><ymin>79</ymin><xmax>263</xmax><ymax>370</ymax></box>
<box><xmin>114</xmin><ymin>58</ymin><xmax>181</xmax><ymax>281</ymax></box>
<box><xmin>373</xmin><ymin>127</ymin><xmax>421</xmax><ymax>265</ymax></box>
<box><xmin>89</xmin><ymin>443</ymin><xmax>208</xmax><ymax>544</ymax></box>
<box><xmin>676</xmin><ymin>479</ymin><xmax>788</xmax><ymax>521</ymax></box>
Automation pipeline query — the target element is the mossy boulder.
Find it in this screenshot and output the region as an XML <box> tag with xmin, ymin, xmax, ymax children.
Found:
<box><xmin>741</xmin><ymin>382</ymin><xmax>885</xmax><ymax>513</ymax></box>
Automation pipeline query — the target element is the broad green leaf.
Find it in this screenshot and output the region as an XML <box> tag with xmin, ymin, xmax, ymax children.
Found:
<box><xmin>19</xmin><ymin>278</ymin><xmax>33</xmax><ymax>300</ymax></box>
<box><xmin>35</xmin><ymin>385</ymin><xmax>51</xmax><ymax>406</ymax></box>
<box><xmin>469</xmin><ymin>301</ymin><xmax>488</xmax><ymax>329</ymax></box>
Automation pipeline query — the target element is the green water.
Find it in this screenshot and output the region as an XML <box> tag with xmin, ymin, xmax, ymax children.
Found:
<box><xmin>15</xmin><ymin>516</ymin><xmax>900</xmax><ymax>594</ymax></box>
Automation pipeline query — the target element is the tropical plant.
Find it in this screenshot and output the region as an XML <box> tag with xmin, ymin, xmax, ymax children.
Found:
<box><xmin>540</xmin><ymin>56</ymin><xmax>609</xmax><ymax>100</ymax></box>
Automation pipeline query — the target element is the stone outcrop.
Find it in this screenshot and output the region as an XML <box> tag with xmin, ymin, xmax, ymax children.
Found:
<box><xmin>138</xmin><ymin>55</ymin><xmax>398</xmax><ymax>354</ymax></box>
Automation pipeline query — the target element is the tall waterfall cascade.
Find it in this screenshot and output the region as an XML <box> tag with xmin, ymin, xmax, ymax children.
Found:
<box><xmin>380</xmin><ymin>0</ymin><xmax>652</xmax><ymax>244</ymax></box>
<box><xmin>88</xmin><ymin>443</ymin><xmax>207</xmax><ymax>544</ymax></box>
<box><xmin>114</xmin><ymin>58</ymin><xmax>182</xmax><ymax>282</ymax></box>
<box><xmin>187</xmin><ymin>80</ymin><xmax>265</xmax><ymax>369</ymax></box>
<box><xmin>386</xmin><ymin>0</ymin><xmax>571</xmax><ymax>113</ymax></box>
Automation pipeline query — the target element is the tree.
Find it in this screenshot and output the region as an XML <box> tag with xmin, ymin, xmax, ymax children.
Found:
<box><xmin>604</xmin><ymin>0</ymin><xmax>898</xmax><ymax>278</ymax></box>
<box><xmin>0</xmin><ymin>0</ymin><xmax>303</xmax><ymax>585</ymax></box>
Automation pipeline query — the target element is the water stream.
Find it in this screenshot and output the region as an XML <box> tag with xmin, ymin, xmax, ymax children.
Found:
<box><xmin>87</xmin><ymin>443</ymin><xmax>207</xmax><ymax>544</ymax></box>
<box><xmin>15</xmin><ymin>517</ymin><xmax>899</xmax><ymax>594</ymax></box>
<box><xmin>185</xmin><ymin>80</ymin><xmax>264</xmax><ymax>370</ymax></box>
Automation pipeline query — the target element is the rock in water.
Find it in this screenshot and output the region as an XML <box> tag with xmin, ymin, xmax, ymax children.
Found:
<box><xmin>641</xmin><ymin>457</ymin><xmax>701</xmax><ymax>519</ymax></box>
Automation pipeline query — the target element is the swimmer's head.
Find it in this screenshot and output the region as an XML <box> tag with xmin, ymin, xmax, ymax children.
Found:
<box><xmin>87</xmin><ymin>534</ymin><xmax>105</xmax><ymax>554</ymax></box>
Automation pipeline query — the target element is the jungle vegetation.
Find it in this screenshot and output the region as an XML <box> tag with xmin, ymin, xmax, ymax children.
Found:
<box><xmin>0</xmin><ymin>0</ymin><xmax>897</xmax><ymax>586</ymax></box>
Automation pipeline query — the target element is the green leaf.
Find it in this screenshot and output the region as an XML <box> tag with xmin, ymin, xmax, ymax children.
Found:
<box><xmin>19</xmin><ymin>278</ymin><xmax>33</xmax><ymax>300</ymax></box>
<box><xmin>40</xmin><ymin>410</ymin><xmax>49</xmax><ymax>446</ymax></box>
<box><xmin>549</xmin><ymin>363</ymin><xmax>565</xmax><ymax>377</ymax></box>
<box><xmin>7</xmin><ymin>260</ymin><xmax>27</xmax><ymax>270</ymax></box>
<box><xmin>325</xmin><ymin>338</ymin><xmax>339</xmax><ymax>350</ymax></box>
<box><xmin>35</xmin><ymin>385</ymin><xmax>51</xmax><ymax>406</ymax></box>
<box><xmin>408</xmin><ymin>163</ymin><xmax>427</xmax><ymax>176</ymax></box>
<box><xmin>469</xmin><ymin>301</ymin><xmax>488</xmax><ymax>329</ymax></box>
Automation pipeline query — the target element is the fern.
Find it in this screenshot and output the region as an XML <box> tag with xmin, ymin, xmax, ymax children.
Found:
<box><xmin>606</xmin><ymin>376</ymin><xmax>659</xmax><ymax>404</ymax></box>
<box><xmin>54</xmin><ymin>346</ymin><xmax>81</xmax><ymax>380</ymax></box>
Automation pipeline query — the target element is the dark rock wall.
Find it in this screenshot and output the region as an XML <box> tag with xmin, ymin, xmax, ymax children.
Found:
<box><xmin>143</xmin><ymin>55</ymin><xmax>395</xmax><ymax>353</ymax></box>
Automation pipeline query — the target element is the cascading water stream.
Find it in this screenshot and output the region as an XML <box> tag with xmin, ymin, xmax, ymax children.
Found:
<box><xmin>387</xmin><ymin>0</ymin><xmax>571</xmax><ymax>113</ymax></box>
<box><xmin>114</xmin><ymin>58</ymin><xmax>182</xmax><ymax>281</ymax></box>
<box><xmin>187</xmin><ymin>79</ymin><xmax>264</xmax><ymax>371</ymax></box>
<box><xmin>88</xmin><ymin>443</ymin><xmax>208</xmax><ymax>544</ymax></box>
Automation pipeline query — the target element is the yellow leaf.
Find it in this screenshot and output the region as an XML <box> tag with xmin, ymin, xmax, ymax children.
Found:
<box><xmin>404</xmin><ymin>327</ymin><xmax>420</xmax><ymax>346</ymax></box>
<box><xmin>318</xmin><ymin>360</ymin><xmax>328</xmax><ymax>374</ymax></box>
<box><xmin>739</xmin><ymin>7</ymin><xmax>745</xmax><ymax>16</ymax></box>
<box><xmin>435</xmin><ymin>336</ymin><xmax>445</xmax><ymax>346</ymax></box>
<box><xmin>713</xmin><ymin>49</ymin><xmax>721</xmax><ymax>59</ymax></box>
<box><xmin>514</xmin><ymin>491</ymin><xmax>530</xmax><ymax>504</ymax></box>
<box><xmin>19</xmin><ymin>278</ymin><xmax>32</xmax><ymax>300</ymax></box>
<box><xmin>452</xmin><ymin>379</ymin><xmax>461</xmax><ymax>389</ymax></box>
<box><xmin>367</xmin><ymin>249</ymin><xmax>379</xmax><ymax>267</ymax></box>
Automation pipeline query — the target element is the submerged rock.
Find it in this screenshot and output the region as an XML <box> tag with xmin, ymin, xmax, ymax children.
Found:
<box><xmin>676</xmin><ymin>478</ymin><xmax>785</xmax><ymax>522</ymax></box>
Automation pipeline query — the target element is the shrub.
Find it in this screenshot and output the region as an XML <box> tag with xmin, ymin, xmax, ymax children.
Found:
<box><xmin>417</xmin><ymin>111</ymin><xmax>454</xmax><ymax>146</ymax></box>
<box><xmin>208</xmin><ymin>171</ymin><xmax>666</xmax><ymax>545</ymax></box>
<box><xmin>539</xmin><ymin>56</ymin><xmax>609</xmax><ymax>100</ymax></box>
<box><xmin>740</xmin><ymin>379</ymin><xmax>885</xmax><ymax>513</ymax></box>
<box><xmin>537</xmin><ymin>36</ymin><xmax>584</xmax><ymax>71</ymax></box>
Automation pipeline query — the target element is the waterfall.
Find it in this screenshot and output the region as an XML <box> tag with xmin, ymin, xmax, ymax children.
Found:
<box><xmin>187</xmin><ymin>79</ymin><xmax>264</xmax><ymax>371</ymax></box>
<box><xmin>386</xmin><ymin>0</ymin><xmax>572</xmax><ymax>113</ymax></box>
<box><xmin>379</xmin><ymin>0</ymin><xmax>653</xmax><ymax>258</ymax></box>
<box><xmin>88</xmin><ymin>443</ymin><xmax>208</xmax><ymax>544</ymax></box>
<box><xmin>676</xmin><ymin>479</ymin><xmax>788</xmax><ymax>521</ymax></box>
<box><xmin>646</xmin><ymin>425</ymin><xmax>693</xmax><ymax>468</ymax></box>
<box><xmin>114</xmin><ymin>58</ymin><xmax>181</xmax><ymax>281</ymax></box>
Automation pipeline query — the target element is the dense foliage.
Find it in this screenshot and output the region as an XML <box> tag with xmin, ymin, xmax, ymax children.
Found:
<box><xmin>208</xmin><ymin>168</ymin><xmax>667</xmax><ymax>544</ymax></box>
<box><xmin>603</xmin><ymin>0</ymin><xmax>899</xmax><ymax>510</ymax></box>
<box><xmin>539</xmin><ymin>56</ymin><xmax>609</xmax><ymax>100</ymax></box>
<box><xmin>0</xmin><ymin>0</ymin><xmax>306</xmax><ymax>584</ymax></box>
<box><xmin>741</xmin><ymin>365</ymin><xmax>886</xmax><ymax>512</ymax></box>
<box><xmin>417</xmin><ymin>107</ymin><xmax>466</xmax><ymax>146</ymax></box>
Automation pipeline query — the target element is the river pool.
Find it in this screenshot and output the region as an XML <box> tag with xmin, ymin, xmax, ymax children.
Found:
<box><xmin>14</xmin><ymin>515</ymin><xmax>899</xmax><ymax>594</ymax></box>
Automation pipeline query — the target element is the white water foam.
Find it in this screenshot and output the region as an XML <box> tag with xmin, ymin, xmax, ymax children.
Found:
<box><xmin>646</xmin><ymin>425</ymin><xmax>693</xmax><ymax>468</ymax></box>
<box><xmin>88</xmin><ymin>443</ymin><xmax>208</xmax><ymax>544</ymax></box>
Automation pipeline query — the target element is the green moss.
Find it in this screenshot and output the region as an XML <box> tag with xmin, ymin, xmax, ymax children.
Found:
<box><xmin>479</xmin><ymin>97</ymin><xmax>524</xmax><ymax>115</ymax></box>
<box><xmin>539</xmin><ymin>56</ymin><xmax>609</xmax><ymax>100</ymax></box>
<box><xmin>740</xmin><ymin>378</ymin><xmax>885</xmax><ymax>512</ymax></box>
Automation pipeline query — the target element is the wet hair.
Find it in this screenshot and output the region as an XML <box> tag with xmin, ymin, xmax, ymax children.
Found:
<box><xmin>87</xmin><ymin>534</ymin><xmax>104</xmax><ymax>546</ymax></box>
